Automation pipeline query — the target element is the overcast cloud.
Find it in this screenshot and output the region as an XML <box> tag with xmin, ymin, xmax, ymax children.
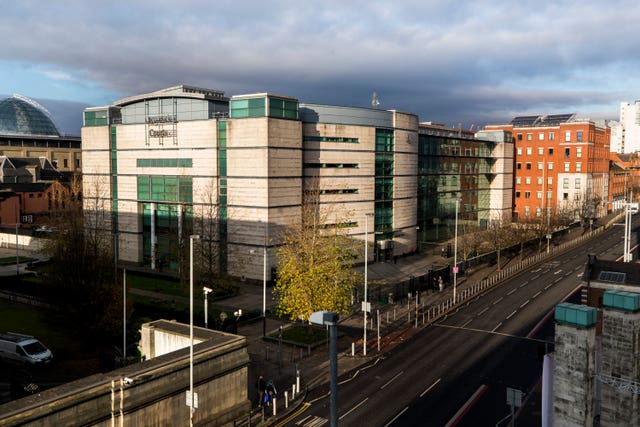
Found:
<box><xmin>0</xmin><ymin>0</ymin><xmax>638</xmax><ymax>135</ymax></box>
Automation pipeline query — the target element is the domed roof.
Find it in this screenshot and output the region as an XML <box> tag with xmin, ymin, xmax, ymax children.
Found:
<box><xmin>0</xmin><ymin>94</ymin><xmax>61</xmax><ymax>137</ymax></box>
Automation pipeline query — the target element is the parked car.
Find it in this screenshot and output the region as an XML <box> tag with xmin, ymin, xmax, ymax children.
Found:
<box><xmin>0</xmin><ymin>332</ymin><xmax>53</xmax><ymax>365</ymax></box>
<box><xmin>34</xmin><ymin>225</ymin><xmax>53</xmax><ymax>233</ymax></box>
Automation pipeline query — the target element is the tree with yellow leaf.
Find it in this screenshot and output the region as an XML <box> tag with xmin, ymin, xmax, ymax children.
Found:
<box><xmin>274</xmin><ymin>188</ymin><xmax>362</xmax><ymax>321</ymax></box>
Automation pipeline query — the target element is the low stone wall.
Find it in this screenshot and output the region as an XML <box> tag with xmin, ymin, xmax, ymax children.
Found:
<box><xmin>0</xmin><ymin>321</ymin><xmax>251</xmax><ymax>426</ymax></box>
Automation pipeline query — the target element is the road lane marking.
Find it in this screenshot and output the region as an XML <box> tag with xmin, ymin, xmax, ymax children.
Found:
<box><xmin>507</xmin><ymin>288</ymin><xmax>516</xmax><ymax>296</ymax></box>
<box><xmin>520</xmin><ymin>300</ymin><xmax>529</xmax><ymax>308</ymax></box>
<box><xmin>460</xmin><ymin>318</ymin><xmax>473</xmax><ymax>328</ymax></box>
<box><xmin>532</xmin><ymin>291</ymin><xmax>541</xmax><ymax>299</ymax></box>
<box><xmin>544</xmin><ymin>283</ymin><xmax>553</xmax><ymax>290</ymax></box>
<box><xmin>384</xmin><ymin>406</ymin><xmax>409</xmax><ymax>427</ymax></box>
<box><xmin>478</xmin><ymin>307</ymin><xmax>489</xmax><ymax>316</ymax></box>
<box><xmin>492</xmin><ymin>322</ymin><xmax>503</xmax><ymax>332</ymax></box>
<box><xmin>339</xmin><ymin>397</ymin><xmax>368</xmax><ymax>420</ymax></box>
<box><xmin>553</xmin><ymin>277</ymin><xmax>562</xmax><ymax>284</ymax></box>
<box><xmin>420</xmin><ymin>378</ymin><xmax>441</xmax><ymax>397</ymax></box>
<box><xmin>444</xmin><ymin>384</ymin><xmax>489</xmax><ymax>427</ymax></box>
<box><xmin>506</xmin><ymin>310</ymin><xmax>517</xmax><ymax>320</ymax></box>
<box><xmin>381</xmin><ymin>371</ymin><xmax>404</xmax><ymax>389</ymax></box>
<box><xmin>274</xmin><ymin>402</ymin><xmax>311</xmax><ymax>427</ymax></box>
<box><xmin>493</xmin><ymin>297</ymin><xmax>503</xmax><ymax>305</ymax></box>
<box><xmin>531</xmin><ymin>274</ymin><xmax>540</xmax><ymax>280</ymax></box>
<box><xmin>554</xmin><ymin>270</ymin><xmax>562</xmax><ymax>275</ymax></box>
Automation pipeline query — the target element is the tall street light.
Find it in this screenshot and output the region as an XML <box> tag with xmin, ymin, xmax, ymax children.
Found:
<box><xmin>189</xmin><ymin>234</ymin><xmax>200</xmax><ymax>426</ymax></box>
<box><xmin>453</xmin><ymin>197</ymin><xmax>460</xmax><ymax>303</ymax></box>
<box><xmin>363</xmin><ymin>213</ymin><xmax>373</xmax><ymax>356</ymax></box>
<box><xmin>251</xmin><ymin>224</ymin><xmax>268</xmax><ymax>336</ymax></box>
<box><xmin>310</xmin><ymin>311</ymin><xmax>339</xmax><ymax>427</ymax></box>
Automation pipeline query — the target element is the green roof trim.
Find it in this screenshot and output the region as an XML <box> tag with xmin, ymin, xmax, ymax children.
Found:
<box><xmin>603</xmin><ymin>290</ymin><xmax>640</xmax><ymax>312</ymax></box>
<box><xmin>555</xmin><ymin>302</ymin><xmax>597</xmax><ymax>328</ymax></box>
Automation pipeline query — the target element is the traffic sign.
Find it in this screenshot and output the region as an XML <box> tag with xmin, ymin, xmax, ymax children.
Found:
<box><xmin>452</xmin><ymin>266</ymin><xmax>459</xmax><ymax>274</ymax></box>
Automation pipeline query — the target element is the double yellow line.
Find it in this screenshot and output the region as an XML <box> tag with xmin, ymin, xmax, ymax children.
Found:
<box><xmin>272</xmin><ymin>402</ymin><xmax>311</xmax><ymax>427</ymax></box>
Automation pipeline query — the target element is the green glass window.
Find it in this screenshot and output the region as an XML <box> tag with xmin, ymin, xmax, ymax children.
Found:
<box><xmin>218</xmin><ymin>120</ymin><xmax>227</xmax><ymax>148</ymax></box>
<box><xmin>218</xmin><ymin>150</ymin><xmax>227</xmax><ymax>176</ymax></box>
<box><xmin>136</xmin><ymin>158</ymin><xmax>193</xmax><ymax>167</ymax></box>
<box><xmin>137</xmin><ymin>176</ymin><xmax>150</xmax><ymax>199</ymax></box>
<box><xmin>110</xmin><ymin>127</ymin><xmax>117</xmax><ymax>149</ymax></box>
<box><xmin>375</xmin><ymin>154</ymin><xmax>394</xmax><ymax>176</ymax></box>
<box><xmin>230</xmin><ymin>98</ymin><xmax>266</xmax><ymax>118</ymax></box>
<box><xmin>268</xmin><ymin>97</ymin><xmax>298</xmax><ymax>120</ymax></box>
<box><xmin>179</xmin><ymin>177</ymin><xmax>193</xmax><ymax>202</ymax></box>
<box><xmin>375</xmin><ymin>129</ymin><xmax>394</xmax><ymax>152</ymax></box>
<box><xmin>84</xmin><ymin>110</ymin><xmax>109</xmax><ymax>126</ymax></box>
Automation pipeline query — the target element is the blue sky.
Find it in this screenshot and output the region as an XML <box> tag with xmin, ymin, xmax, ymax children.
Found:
<box><xmin>1</xmin><ymin>0</ymin><xmax>639</xmax><ymax>135</ymax></box>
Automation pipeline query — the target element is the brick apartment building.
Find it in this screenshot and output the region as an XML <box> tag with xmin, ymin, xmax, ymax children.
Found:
<box><xmin>486</xmin><ymin>114</ymin><xmax>610</xmax><ymax>224</ymax></box>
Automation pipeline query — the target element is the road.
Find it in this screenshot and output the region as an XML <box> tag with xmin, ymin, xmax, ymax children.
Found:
<box><xmin>284</xmin><ymin>216</ymin><xmax>637</xmax><ymax>427</ymax></box>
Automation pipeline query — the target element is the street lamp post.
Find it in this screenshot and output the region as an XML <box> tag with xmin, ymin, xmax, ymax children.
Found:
<box><xmin>363</xmin><ymin>213</ymin><xmax>373</xmax><ymax>356</ymax></box>
<box><xmin>310</xmin><ymin>311</ymin><xmax>339</xmax><ymax>427</ymax></box>
<box><xmin>188</xmin><ymin>234</ymin><xmax>200</xmax><ymax>426</ymax></box>
<box><xmin>453</xmin><ymin>198</ymin><xmax>459</xmax><ymax>303</ymax></box>
<box><xmin>262</xmin><ymin>225</ymin><xmax>267</xmax><ymax>337</ymax></box>
<box><xmin>203</xmin><ymin>287</ymin><xmax>212</xmax><ymax>328</ymax></box>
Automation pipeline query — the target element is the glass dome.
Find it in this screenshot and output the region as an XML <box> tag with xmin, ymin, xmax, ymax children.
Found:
<box><xmin>0</xmin><ymin>94</ymin><xmax>61</xmax><ymax>136</ymax></box>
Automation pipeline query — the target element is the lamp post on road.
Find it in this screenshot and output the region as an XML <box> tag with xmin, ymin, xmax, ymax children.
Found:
<box><xmin>310</xmin><ymin>311</ymin><xmax>339</xmax><ymax>427</ymax></box>
<box><xmin>203</xmin><ymin>287</ymin><xmax>212</xmax><ymax>328</ymax></box>
<box><xmin>453</xmin><ymin>197</ymin><xmax>460</xmax><ymax>303</ymax></box>
<box><xmin>363</xmin><ymin>213</ymin><xmax>373</xmax><ymax>356</ymax></box>
<box><xmin>188</xmin><ymin>234</ymin><xmax>200</xmax><ymax>426</ymax></box>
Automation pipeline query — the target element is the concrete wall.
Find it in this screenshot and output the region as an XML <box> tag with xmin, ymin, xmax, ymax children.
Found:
<box><xmin>600</xmin><ymin>308</ymin><xmax>640</xmax><ymax>426</ymax></box>
<box><xmin>553</xmin><ymin>322</ymin><xmax>597</xmax><ymax>426</ymax></box>
<box><xmin>0</xmin><ymin>320</ymin><xmax>251</xmax><ymax>426</ymax></box>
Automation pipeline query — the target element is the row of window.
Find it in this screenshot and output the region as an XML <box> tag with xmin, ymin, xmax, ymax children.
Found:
<box><xmin>304</xmin><ymin>136</ymin><xmax>359</xmax><ymax>143</ymax></box>
<box><xmin>517</xmin><ymin>130</ymin><xmax>584</xmax><ymax>143</ymax></box>
<box><xmin>516</xmin><ymin>162</ymin><xmax>584</xmax><ymax>172</ymax></box>
<box><xmin>517</xmin><ymin>177</ymin><xmax>554</xmax><ymax>185</ymax></box>
<box><xmin>137</xmin><ymin>158</ymin><xmax>193</xmax><ymax>168</ymax></box>
<box><xmin>304</xmin><ymin>163</ymin><xmax>359</xmax><ymax>169</ymax></box>
<box><xmin>319</xmin><ymin>189</ymin><xmax>359</xmax><ymax>195</ymax></box>
<box><xmin>517</xmin><ymin>147</ymin><xmax>583</xmax><ymax>158</ymax></box>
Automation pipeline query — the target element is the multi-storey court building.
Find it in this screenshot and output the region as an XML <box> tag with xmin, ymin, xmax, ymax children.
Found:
<box><xmin>81</xmin><ymin>85</ymin><xmax>513</xmax><ymax>281</ymax></box>
<box><xmin>486</xmin><ymin>114</ymin><xmax>610</xmax><ymax>224</ymax></box>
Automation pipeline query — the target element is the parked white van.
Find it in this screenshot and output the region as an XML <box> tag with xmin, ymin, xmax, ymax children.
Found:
<box><xmin>0</xmin><ymin>332</ymin><xmax>53</xmax><ymax>365</ymax></box>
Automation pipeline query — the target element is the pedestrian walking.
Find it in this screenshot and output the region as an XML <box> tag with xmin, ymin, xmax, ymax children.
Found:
<box><xmin>266</xmin><ymin>380</ymin><xmax>277</xmax><ymax>406</ymax></box>
<box><xmin>255</xmin><ymin>375</ymin><xmax>266</xmax><ymax>407</ymax></box>
<box><xmin>438</xmin><ymin>276</ymin><xmax>444</xmax><ymax>292</ymax></box>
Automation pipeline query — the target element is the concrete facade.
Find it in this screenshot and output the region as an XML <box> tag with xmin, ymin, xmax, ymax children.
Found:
<box><xmin>81</xmin><ymin>85</ymin><xmax>514</xmax><ymax>280</ymax></box>
<box><xmin>553</xmin><ymin>322</ymin><xmax>597</xmax><ymax>426</ymax></box>
<box><xmin>0</xmin><ymin>320</ymin><xmax>250</xmax><ymax>426</ymax></box>
<box><xmin>600</xmin><ymin>304</ymin><xmax>640</xmax><ymax>426</ymax></box>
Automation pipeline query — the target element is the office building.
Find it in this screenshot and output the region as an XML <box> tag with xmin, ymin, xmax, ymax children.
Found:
<box><xmin>82</xmin><ymin>85</ymin><xmax>513</xmax><ymax>281</ymax></box>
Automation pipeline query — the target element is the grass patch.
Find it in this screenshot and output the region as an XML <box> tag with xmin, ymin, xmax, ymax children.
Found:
<box><xmin>0</xmin><ymin>256</ymin><xmax>35</xmax><ymax>266</ymax></box>
<box><xmin>125</xmin><ymin>273</ymin><xmax>186</xmax><ymax>297</ymax></box>
<box><xmin>274</xmin><ymin>325</ymin><xmax>328</xmax><ymax>346</ymax></box>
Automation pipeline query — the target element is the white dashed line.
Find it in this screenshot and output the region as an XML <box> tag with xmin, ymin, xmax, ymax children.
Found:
<box><xmin>420</xmin><ymin>378</ymin><xmax>441</xmax><ymax>398</ymax></box>
<box><xmin>533</xmin><ymin>291</ymin><xmax>541</xmax><ymax>299</ymax></box>
<box><xmin>506</xmin><ymin>310</ymin><xmax>517</xmax><ymax>320</ymax></box>
<box><xmin>520</xmin><ymin>300</ymin><xmax>530</xmax><ymax>308</ymax></box>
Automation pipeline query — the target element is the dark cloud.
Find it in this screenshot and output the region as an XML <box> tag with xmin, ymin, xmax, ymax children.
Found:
<box><xmin>0</xmin><ymin>1</ymin><xmax>636</xmax><ymax>131</ymax></box>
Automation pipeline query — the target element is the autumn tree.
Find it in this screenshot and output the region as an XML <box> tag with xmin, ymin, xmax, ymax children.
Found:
<box><xmin>273</xmin><ymin>188</ymin><xmax>363</xmax><ymax>321</ymax></box>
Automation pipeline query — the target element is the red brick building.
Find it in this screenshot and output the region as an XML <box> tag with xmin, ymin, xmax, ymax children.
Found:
<box><xmin>486</xmin><ymin>114</ymin><xmax>610</xmax><ymax>224</ymax></box>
